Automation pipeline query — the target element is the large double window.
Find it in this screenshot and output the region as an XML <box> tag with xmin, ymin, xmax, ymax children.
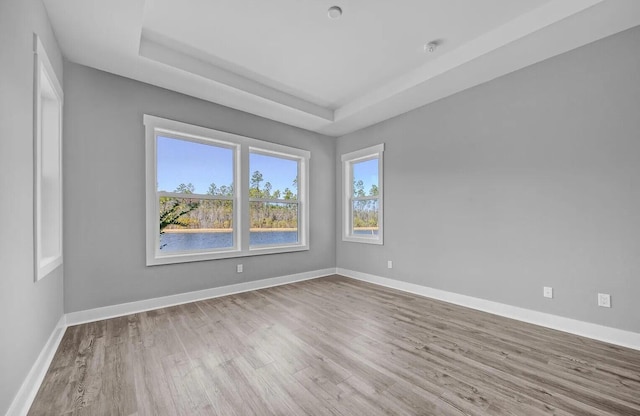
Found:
<box><xmin>145</xmin><ymin>115</ymin><xmax>309</xmax><ymax>265</ymax></box>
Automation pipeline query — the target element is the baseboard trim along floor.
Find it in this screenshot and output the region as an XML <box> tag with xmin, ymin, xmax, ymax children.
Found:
<box><xmin>9</xmin><ymin>267</ymin><xmax>640</xmax><ymax>415</ymax></box>
<box><xmin>7</xmin><ymin>268</ymin><xmax>334</xmax><ymax>416</ymax></box>
<box><xmin>26</xmin><ymin>276</ymin><xmax>640</xmax><ymax>415</ymax></box>
<box><xmin>6</xmin><ymin>315</ymin><xmax>66</xmax><ymax>416</ymax></box>
<box><xmin>337</xmin><ymin>267</ymin><xmax>640</xmax><ymax>351</ymax></box>
<box><xmin>65</xmin><ymin>268</ymin><xmax>337</xmax><ymax>326</ymax></box>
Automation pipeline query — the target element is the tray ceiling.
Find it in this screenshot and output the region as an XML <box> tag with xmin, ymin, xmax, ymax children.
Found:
<box><xmin>43</xmin><ymin>0</ymin><xmax>640</xmax><ymax>136</ymax></box>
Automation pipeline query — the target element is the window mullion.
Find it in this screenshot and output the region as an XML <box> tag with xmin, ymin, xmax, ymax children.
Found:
<box><xmin>239</xmin><ymin>143</ymin><xmax>250</xmax><ymax>252</ymax></box>
<box><xmin>352</xmin><ymin>196</ymin><xmax>379</xmax><ymax>202</ymax></box>
<box><xmin>249</xmin><ymin>198</ymin><xmax>299</xmax><ymax>204</ymax></box>
<box><xmin>345</xmin><ymin>163</ymin><xmax>352</xmax><ymax>240</ymax></box>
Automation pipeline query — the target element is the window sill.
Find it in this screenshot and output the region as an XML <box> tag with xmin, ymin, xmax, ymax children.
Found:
<box><xmin>147</xmin><ymin>244</ymin><xmax>309</xmax><ymax>266</ymax></box>
<box><xmin>37</xmin><ymin>255</ymin><xmax>63</xmax><ymax>280</ymax></box>
<box><xmin>342</xmin><ymin>235</ymin><xmax>383</xmax><ymax>245</ymax></box>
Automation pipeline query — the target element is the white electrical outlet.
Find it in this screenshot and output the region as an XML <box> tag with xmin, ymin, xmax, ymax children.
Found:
<box><xmin>543</xmin><ymin>287</ymin><xmax>553</xmax><ymax>299</ymax></box>
<box><xmin>598</xmin><ymin>293</ymin><xmax>611</xmax><ymax>308</ymax></box>
<box><xmin>387</xmin><ymin>260</ymin><xmax>393</xmax><ymax>269</ymax></box>
<box><xmin>237</xmin><ymin>264</ymin><xmax>243</xmax><ymax>273</ymax></box>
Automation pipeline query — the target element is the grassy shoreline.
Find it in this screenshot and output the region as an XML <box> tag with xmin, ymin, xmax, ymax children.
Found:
<box><xmin>163</xmin><ymin>227</ymin><xmax>298</xmax><ymax>234</ymax></box>
<box><xmin>163</xmin><ymin>226</ymin><xmax>379</xmax><ymax>234</ymax></box>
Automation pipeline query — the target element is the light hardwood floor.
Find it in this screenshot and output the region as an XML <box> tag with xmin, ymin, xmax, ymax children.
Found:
<box><xmin>29</xmin><ymin>275</ymin><xmax>640</xmax><ymax>415</ymax></box>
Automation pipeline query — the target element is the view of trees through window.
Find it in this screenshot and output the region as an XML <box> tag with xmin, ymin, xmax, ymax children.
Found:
<box><xmin>352</xmin><ymin>158</ymin><xmax>379</xmax><ymax>234</ymax></box>
<box><xmin>156</xmin><ymin>136</ymin><xmax>300</xmax><ymax>251</ymax></box>
<box><xmin>157</xmin><ymin>136</ymin><xmax>235</xmax><ymax>252</ymax></box>
<box><xmin>249</xmin><ymin>152</ymin><xmax>299</xmax><ymax>245</ymax></box>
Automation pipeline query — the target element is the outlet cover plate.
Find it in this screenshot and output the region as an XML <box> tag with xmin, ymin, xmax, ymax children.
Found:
<box><xmin>543</xmin><ymin>287</ymin><xmax>553</xmax><ymax>298</ymax></box>
<box><xmin>237</xmin><ymin>264</ymin><xmax>243</xmax><ymax>273</ymax></box>
<box><xmin>598</xmin><ymin>293</ymin><xmax>611</xmax><ymax>308</ymax></box>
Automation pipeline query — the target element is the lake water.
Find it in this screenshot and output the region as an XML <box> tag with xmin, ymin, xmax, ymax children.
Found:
<box><xmin>161</xmin><ymin>229</ymin><xmax>378</xmax><ymax>252</ymax></box>
<box><xmin>353</xmin><ymin>229</ymin><xmax>379</xmax><ymax>236</ymax></box>
<box><xmin>160</xmin><ymin>231</ymin><xmax>298</xmax><ymax>252</ymax></box>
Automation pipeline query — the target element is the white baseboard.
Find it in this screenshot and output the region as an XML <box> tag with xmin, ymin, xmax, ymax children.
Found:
<box><xmin>336</xmin><ymin>268</ymin><xmax>640</xmax><ymax>351</ymax></box>
<box><xmin>66</xmin><ymin>268</ymin><xmax>336</xmax><ymax>326</ymax></box>
<box><xmin>6</xmin><ymin>314</ymin><xmax>67</xmax><ymax>416</ymax></box>
<box><xmin>10</xmin><ymin>267</ymin><xmax>638</xmax><ymax>416</ymax></box>
<box><xmin>6</xmin><ymin>268</ymin><xmax>335</xmax><ymax>416</ymax></box>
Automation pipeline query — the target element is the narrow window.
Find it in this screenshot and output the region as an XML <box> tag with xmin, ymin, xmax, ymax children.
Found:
<box><xmin>34</xmin><ymin>35</ymin><xmax>63</xmax><ymax>280</ymax></box>
<box><xmin>342</xmin><ymin>144</ymin><xmax>384</xmax><ymax>244</ymax></box>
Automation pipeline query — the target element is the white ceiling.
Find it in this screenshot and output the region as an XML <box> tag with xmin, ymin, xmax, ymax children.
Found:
<box><xmin>43</xmin><ymin>0</ymin><xmax>640</xmax><ymax>137</ymax></box>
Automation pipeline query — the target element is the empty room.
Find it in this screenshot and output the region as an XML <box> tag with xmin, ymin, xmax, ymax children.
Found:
<box><xmin>2</xmin><ymin>0</ymin><xmax>640</xmax><ymax>415</ymax></box>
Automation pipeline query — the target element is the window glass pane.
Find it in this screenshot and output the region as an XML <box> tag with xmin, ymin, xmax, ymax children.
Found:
<box><xmin>352</xmin><ymin>198</ymin><xmax>379</xmax><ymax>235</ymax></box>
<box><xmin>249</xmin><ymin>153</ymin><xmax>298</xmax><ymax>200</ymax></box>
<box><xmin>40</xmin><ymin>95</ymin><xmax>61</xmax><ymax>259</ymax></box>
<box><xmin>157</xmin><ymin>136</ymin><xmax>233</xmax><ymax>195</ymax></box>
<box><xmin>35</xmin><ymin>40</ymin><xmax>64</xmax><ymax>280</ymax></box>
<box><xmin>250</xmin><ymin>202</ymin><xmax>298</xmax><ymax>246</ymax></box>
<box><xmin>159</xmin><ymin>197</ymin><xmax>233</xmax><ymax>252</ymax></box>
<box><xmin>352</xmin><ymin>158</ymin><xmax>379</xmax><ymax>198</ymax></box>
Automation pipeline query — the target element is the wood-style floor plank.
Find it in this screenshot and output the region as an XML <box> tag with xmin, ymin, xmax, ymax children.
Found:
<box><xmin>29</xmin><ymin>275</ymin><xmax>640</xmax><ymax>415</ymax></box>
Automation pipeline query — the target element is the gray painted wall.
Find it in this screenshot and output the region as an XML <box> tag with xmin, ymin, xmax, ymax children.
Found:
<box><xmin>63</xmin><ymin>62</ymin><xmax>336</xmax><ymax>313</ymax></box>
<box><xmin>2</xmin><ymin>3</ymin><xmax>639</xmax><ymax>411</ymax></box>
<box><xmin>0</xmin><ymin>0</ymin><xmax>65</xmax><ymax>413</ymax></box>
<box><xmin>336</xmin><ymin>26</ymin><xmax>640</xmax><ymax>333</ymax></box>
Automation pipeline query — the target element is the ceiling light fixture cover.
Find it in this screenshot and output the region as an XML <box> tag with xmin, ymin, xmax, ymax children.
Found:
<box><xmin>328</xmin><ymin>6</ymin><xmax>342</xmax><ymax>19</ymax></box>
<box><xmin>425</xmin><ymin>41</ymin><xmax>439</xmax><ymax>53</ymax></box>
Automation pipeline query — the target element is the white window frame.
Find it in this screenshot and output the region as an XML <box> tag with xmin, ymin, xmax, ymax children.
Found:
<box><xmin>341</xmin><ymin>144</ymin><xmax>384</xmax><ymax>245</ymax></box>
<box><xmin>144</xmin><ymin>115</ymin><xmax>310</xmax><ymax>265</ymax></box>
<box><xmin>33</xmin><ymin>34</ymin><xmax>64</xmax><ymax>281</ymax></box>
<box><xmin>248</xmin><ymin>148</ymin><xmax>308</xmax><ymax>252</ymax></box>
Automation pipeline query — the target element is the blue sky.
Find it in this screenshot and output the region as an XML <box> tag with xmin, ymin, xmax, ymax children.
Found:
<box><xmin>250</xmin><ymin>153</ymin><xmax>297</xmax><ymax>195</ymax></box>
<box><xmin>157</xmin><ymin>136</ymin><xmax>233</xmax><ymax>193</ymax></box>
<box><xmin>353</xmin><ymin>158</ymin><xmax>379</xmax><ymax>194</ymax></box>
<box><xmin>157</xmin><ymin>136</ymin><xmax>297</xmax><ymax>194</ymax></box>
